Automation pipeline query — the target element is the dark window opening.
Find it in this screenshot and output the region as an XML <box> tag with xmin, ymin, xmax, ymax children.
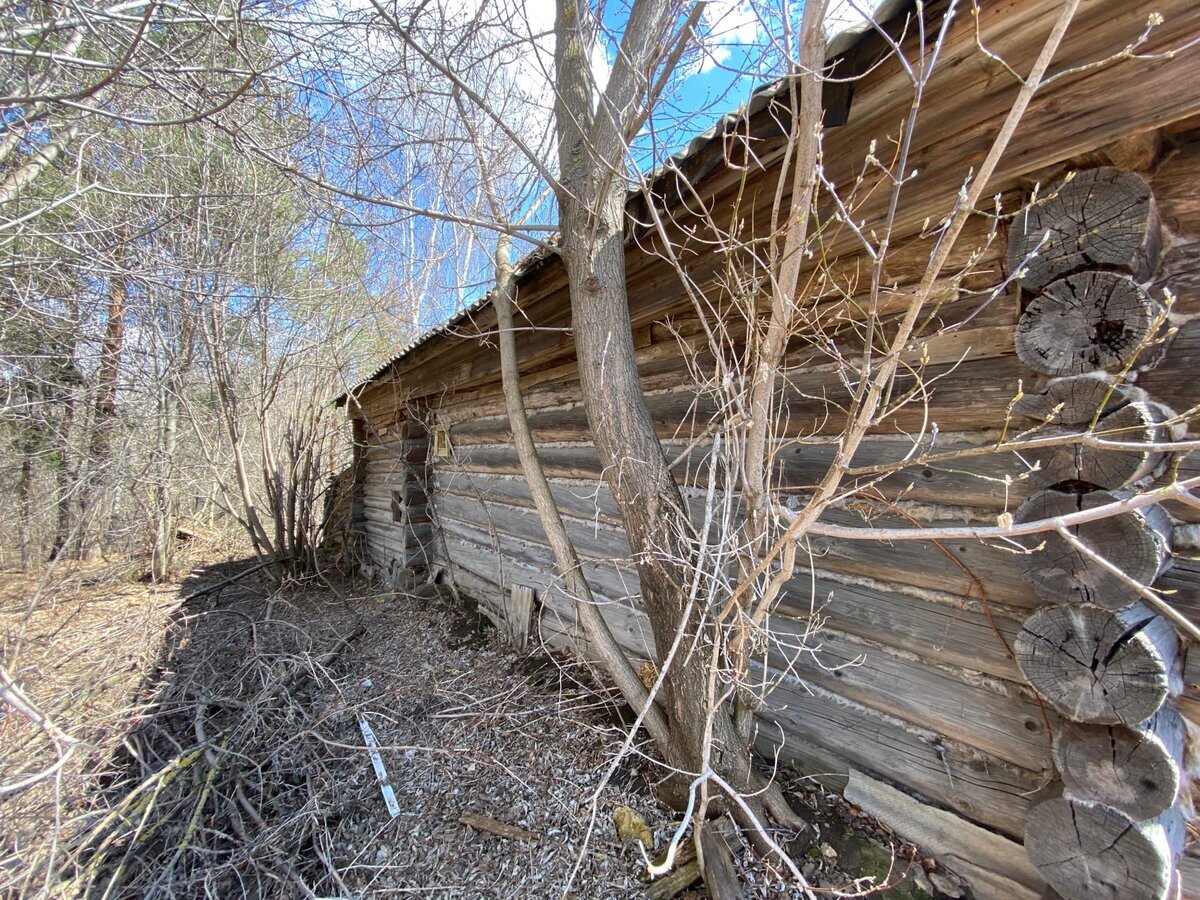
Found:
<box><xmin>391</xmin><ymin>491</ymin><xmax>404</xmax><ymax>524</ymax></box>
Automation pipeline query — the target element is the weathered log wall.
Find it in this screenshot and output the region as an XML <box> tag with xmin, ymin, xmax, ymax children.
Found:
<box><xmin>349</xmin><ymin>2</ymin><xmax>1200</xmax><ymax>897</ymax></box>
<box><xmin>357</xmin><ymin>415</ymin><xmax>433</xmax><ymax>579</ymax></box>
<box><xmin>1001</xmin><ymin>159</ymin><xmax>1198</xmax><ymax>900</ymax></box>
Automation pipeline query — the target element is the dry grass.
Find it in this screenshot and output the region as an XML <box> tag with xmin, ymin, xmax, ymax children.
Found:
<box><xmin>0</xmin><ymin>555</ymin><xmax>195</xmax><ymax>897</ymax></box>
<box><xmin>0</xmin><ymin>556</ymin><xmax>676</xmax><ymax>898</ymax></box>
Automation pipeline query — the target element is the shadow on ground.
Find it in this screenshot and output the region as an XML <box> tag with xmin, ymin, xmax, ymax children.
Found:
<box><xmin>3</xmin><ymin>555</ymin><xmax>966</xmax><ymax>899</ymax></box>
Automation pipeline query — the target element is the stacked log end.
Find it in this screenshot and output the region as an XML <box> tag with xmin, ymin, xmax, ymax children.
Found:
<box><xmin>1014</xmin><ymin>271</ymin><xmax>1162</xmax><ymax>376</ymax></box>
<box><xmin>1014</xmin><ymin>381</ymin><xmax>1173</xmax><ymax>489</ymax></box>
<box><xmin>1014</xmin><ymin>603</ymin><xmax>1178</xmax><ymax>725</ymax></box>
<box><xmin>1054</xmin><ymin>706</ymin><xmax>1186</xmax><ymax>821</ymax></box>
<box><xmin>1007</xmin><ymin>166</ymin><xmax>1160</xmax><ymax>294</ymax></box>
<box><xmin>1025</xmin><ymin>788</ymin><xmax>1185</xmax><ymax>900</ymax></box>
<box><xmin>1008</xmin><ymin>166</ymin><xmax>1194</xmax><ymax>900</ymax></box>
<box><xmin>1014</xmin><ymin>489</ymin><xmax>1171</xmax><ymax>608</ymax></box>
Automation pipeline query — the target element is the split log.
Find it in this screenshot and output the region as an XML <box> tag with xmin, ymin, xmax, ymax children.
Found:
<box><xmin>458</xmin><ymin>812</ymin><xmax>540</xmax><ymax>843</ymax></box>
<box><xmin>1021</xmin><ymin>401</ymin><xmax>1172</xmax><ymax>490</ymax></box>
<box><xmin>1014</xmin><ymin>603</ymin><xmax>1178</xmax><ymax>724</ymax></box>
<box><xmin>1023</xmin><ymin>788</ymin><xmax>1184</xmax><ymax>900</ymax></box>
<box><xmin>1053</xmin><ymin>704</ymin><xmax>1185</xmax><ymax>820</ymax></box>
<box><xmin>698</xmin><ymin>821</ymin><xmax>742</xmax><ymax>900</ymax></box>
<box><xmin>1015</xmin><ymin>271</ymin><xmax>1162</xmax><ymax>376</ymax></box>
<box><xmin>1008</xmin><ymin>167</ymin><xmax>1160</xmax><ymax>292</ymax></box>
<box><xmin>505</xmin><ymin>585</ymin><xmax>535</xmax><ymax>652</ymax></box>
<box><xmin>1013</xmin><ymin>373</ymin><xmax>1145</xmax><ymax>426</ymax></box>
<box><xmin>1014</xmin><ymin>489</ymin><xmax>1171</xmax><ymax>608</ymax></box>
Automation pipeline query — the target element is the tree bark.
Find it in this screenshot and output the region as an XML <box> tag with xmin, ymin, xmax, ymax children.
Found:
<box><xmin>553</xmin><ymin>0</ymin><xmax>760</xmax><ymax>804</ymax></box>
<box><xmin>0</xmin><ymin>119</ymin><xmax>83</xmax><ymax>208</ymax></box>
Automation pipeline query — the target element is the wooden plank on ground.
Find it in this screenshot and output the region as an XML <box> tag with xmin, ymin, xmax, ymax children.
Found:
<box><xmin>506</xmin><ymin>585</ymin><xmax>535</xmax><ymax>652</ymax></box>
<box><xmin>843</xmin><ymin>770</ymin><xmax>1044</xmax><ymax>900</ymax></box>
<box><xmin>760</xmin><ymin>679</ymin><xmax>1041</xmax><ymax>838</ymax></box>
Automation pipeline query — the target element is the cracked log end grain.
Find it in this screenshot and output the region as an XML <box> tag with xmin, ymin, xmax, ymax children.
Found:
<box><xmin>1052</xmin><ymin>704</ymin><xmax>1185</xmax><ymax>820</ymax></box>
<box><xmin>1024</xmin><ymin>791</ymin><xmax>1184</xmax><ymax>900</ymax></box>
<box><xmin>1020</xmin><ymin>399</ymin><xmax>1173</xmax><ymax>490</ymax></box>
<box><xmin>1013</xmin><ymin>373</ymin><xmax>1146</xmax><ymax>426</ymax></box>
<box><xmin>1015</xmin><ymin>271</ymin><xmax>1162</xmax><ymax>376</ymax></box>
<box><xmin>1014</xmin><ymin>603</ymin><xmax>1178</xmax><ymax>725</ymax></box>
<box><xmin>1014</xmin><ymin>489</ymin><xmax>1172</xmax><ymax>608</ymax></box>
<box><xmin>1008</xmin><ymin>167</ymin><xmax>1160</xmax><ymax>293</ymax></box>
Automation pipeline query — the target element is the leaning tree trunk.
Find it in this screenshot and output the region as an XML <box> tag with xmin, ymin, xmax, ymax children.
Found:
<box><xmin>557</xmin><ymin>175</ymin><xmax>741</xmax><ymax>793</ymax></box>
<box><xmin>452</xmin><ymin>75</ymin><xmax>672</xmax><ymax>743</ymax></box>
<box><xmin>490</xmin><ymin>231</ymin><xmax>670</xmax><ymax>750</ymax></box>
<box><xmin>551</xmin><ymin>0</ymin><xmax>795</xmax><ymax>826</ymax></box>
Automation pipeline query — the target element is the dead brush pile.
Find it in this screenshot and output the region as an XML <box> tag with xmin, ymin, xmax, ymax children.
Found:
<box><xmin>1</xmin><ymin>557</ymin><xmax>189</xmax><ymax>898</ymax></box>
<box><xmin>3</xmin><ymin>556</ymin><xmax>938</xmax><ymax>899</ymax></box>
<box><xmin>2</xmin><ymin>560</ymin><xmax>674</xmax><ymax>898</ymax></box>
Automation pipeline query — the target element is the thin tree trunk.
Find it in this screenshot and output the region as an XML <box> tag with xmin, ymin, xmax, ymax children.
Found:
<box><xmin>51</xmin><ymin>304</ymin><xmax>81</xmax><ymax>561</ymax></box>
<box><xmin>552</xmin><ymin>0</ymin><xmax>780</xmax><ymax>817</ymax></box>
<box><xmin>205</xmin><ymin>304</ymin><xmax>276</xmax><ymax>569</ymax></box>
<box><xmin>18</xmin><ymin>451</ymin><xmax>34</xmax><ymax>572</ymax></box>
<box><xmin>492</xmin><ymin>231</ymin><xmax>671</xmax><ymax>749</ymax></box>
<box><xmin>151</xmin><ymin>372</ymin><xmax>181</xmax><ymax>582</ymax></box>
<box><xmin>51</xmin><ymin>418</ymin><xmax>76</xmax><ymax>561</ymax></box>
<box><xmin>733</xmin><ymin>0</ymin><xmax>828</xmax><ymax>737</ymax></box>
<box><xmin>79</xmin><ymin>264</ymin><xmax>128</xmax><ymax>559</ymax></box>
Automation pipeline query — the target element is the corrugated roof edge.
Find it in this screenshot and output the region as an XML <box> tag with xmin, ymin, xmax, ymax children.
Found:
<box><xmin>335</xmin><ymin>0</ymin><xmax>912</xmax><ymax>408</ymax></box>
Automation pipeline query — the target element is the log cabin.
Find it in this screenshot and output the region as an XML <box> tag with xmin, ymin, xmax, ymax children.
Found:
<box><xmin>338</xmin><ymin>1</ymin><xmax>1200</xmax><ymax>896</ymax></box>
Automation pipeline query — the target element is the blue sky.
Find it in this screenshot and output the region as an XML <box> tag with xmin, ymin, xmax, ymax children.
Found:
<box><xmin>281</xmin><ymin>0</ymin><xmax>884</xmax><ymax>340</ymax></box>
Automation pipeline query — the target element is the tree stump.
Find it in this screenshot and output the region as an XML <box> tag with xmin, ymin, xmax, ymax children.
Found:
<box><xmin>1022</xmin><ymin>401</ymin><xmax>1171</xmax><ymax>490</ymax></box>
<box><xmin>1008</xmin><ymin>167</ymin><xmax>1160</xmax><ymax>292</ymax></box>
<box><xmin>1053</xmin><ymin>704</ymin><xmax>1185</xmax><ymax>820</ymax></box>
<box><xmin>1014</xmin><ymin>603</ymin><xmax>1178</xmax><ymax>724</ymax></box>
<box><xmin>1015</xmin><ymin>272</ymin><xmax>1162</xmax><ymax>376</ymax></box>
<box><xmin>1024</xmin><ymin>790</ymin><xmax>1183</xmax><ymax>900</ymax></box>
<box><xmin>1013</xmin><ymin>373</ymin><xmax>1145</xmax><ymax>426</ymax></box>
<box><xmin>1014</xmin><ymin>489</ymin><xmax>1171</xmax><ymax>608</ymax></box>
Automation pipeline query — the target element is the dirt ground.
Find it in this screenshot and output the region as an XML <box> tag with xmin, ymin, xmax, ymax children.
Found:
<box><xmin>1</xmin><ymin>552</ymin><xmax>967</xmax><ymax>898</ymax></box>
